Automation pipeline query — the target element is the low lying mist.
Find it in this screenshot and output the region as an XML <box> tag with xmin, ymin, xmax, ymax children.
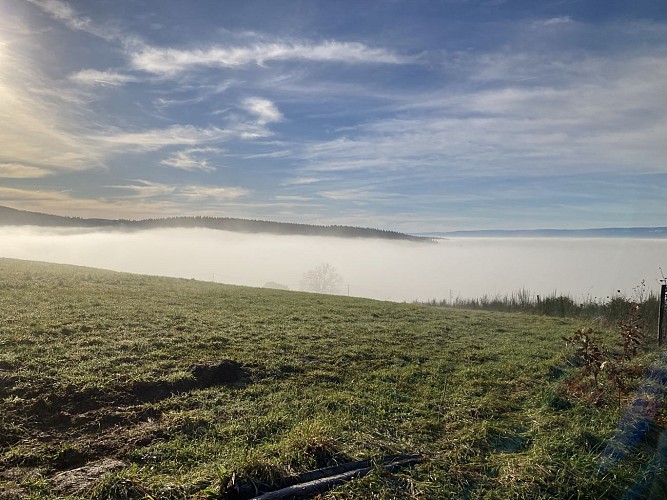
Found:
<box><xmin>1</xmin><ymin>226</ymin><xmax>665</xmax><ymax>302</ymax></box>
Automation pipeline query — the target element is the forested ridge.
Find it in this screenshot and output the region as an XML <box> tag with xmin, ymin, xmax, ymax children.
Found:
<box><xmin>0</xmin><ymin>205</ymin><xmax>430</xmax><ymax>242</ymax></box>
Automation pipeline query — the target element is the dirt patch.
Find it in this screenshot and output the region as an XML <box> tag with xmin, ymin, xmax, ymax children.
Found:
<box><xmin>0</xmin><ymin>372</ymin><xmax>17</xmax><ymax>391</ymax></box>
<box><xmin>129</xmin><ymin>359</ymin><xmax>249</xmax><ymax>402</ymax></box>
<box><xmin>51</xmin><ymin>458</ymin><xmax>126</xmax><ymax>496</ymax></box>
<box><xmin>0</xmin><ymin>485</ymin><xmax>24</xmax><ymax>500</ymax></box>
<box><xmin>14</xmin><ymin>359</ymin><xmax>249</xmax><ymax>422</ymax></box>
<box><xmin>191</xmin><ymin>359</ymin><xmax>247</xmax><ymax>385</ymax></box>
<box><xmin>1</xmin><ymin>359</ymin><xmax>250</xmax><ymax>496</ymax></box>
<box><xmin>1</xmin><ymin>408</ymin><xmax>168</xmax><ymax>497</ymax></box>
<box><xmin>0</xmin><ymin>467</ymin><xmax>49</xmax><ymax>499</ymax></box>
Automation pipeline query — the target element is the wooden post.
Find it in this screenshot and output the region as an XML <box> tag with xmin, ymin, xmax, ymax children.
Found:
<box><xmin>659</xmin><ymin>284</ymin><xmax>667</xmax><ymax>346</ymax></box>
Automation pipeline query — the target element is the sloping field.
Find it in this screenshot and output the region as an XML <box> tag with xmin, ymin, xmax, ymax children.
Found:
<box><xmin>0</xmin><ymin>258</ymin><xmax>663</xmax><ymax>498</ymax></box>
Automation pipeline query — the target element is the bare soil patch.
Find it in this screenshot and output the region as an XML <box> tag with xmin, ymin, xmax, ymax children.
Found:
<box><xmin>1</xmin><ymin>359</ymin><xmax>249</xmax><ymax>496</ymax></box>
<box><xmin>51</xmin><ymin>458</ymin><xmax>127</xmax><ymax>496</ymax></box>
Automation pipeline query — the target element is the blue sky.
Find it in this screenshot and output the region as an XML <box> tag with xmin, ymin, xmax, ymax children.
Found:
<box><xmin>0</xmin><ymin>0</ymin><xmax>665</xmax><ymax>232</ymax></box>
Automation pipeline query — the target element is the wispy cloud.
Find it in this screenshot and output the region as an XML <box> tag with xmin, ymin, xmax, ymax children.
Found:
<box><xmin>110</xmin><ymin>180</ymin><xmax>176</xmax><ymax>198</ymax></box>
<box><xmin>294</xmin><ymin>49</ymin><xmax>667</xmax><ymax>180</ymax></box>
<box><xmin>0</xmin><ymin>54</ymin><xmax>103</xmax><ymax>171</ymax></box>
<box><xmin>537</xmin><ymin>16</ymin><xmax>573</xmax><ymax>27</ymax></box>
<box><xmin>98</xmin><ymin>125</ymin><xmax>231</xmax><ymax>151</ymax></box>
<box><xmin>130</xmin><ymin>41</ymin><xmax>413</xmax><ymax>76</ymax></box>
<box><xmin>69</xmin><ymin>69</ymin><xmax>138</xmax><ymax>86</ymax></box>
<box><xmin>240</xmin><ymin>150</ymin><xmax>292</xmax><ymax>159</ymax></box>
<box><xmin>317</xmin><ymin>188</ymin><xmax>393</xmax><ymax>202</ymax></box>
<box><xmin>282</xmin><ymin>177</ymin><xmax>325</xmax><ymax>186</ymax></box>
<box><xmin>0</xmin><ymin>163</ymin><xmax>52</xmax><ymax>178</ymax></box>
<box><xmin>180</xmin><ymin>185</ymin><xmax>249</xmax><ymax>200</ymax></box>
<box><xmin>160</xmin><ymin>147</ymin><xmax>222</xmax><ymax>172</ymax></box>
<box><xmin>27</xmin><ymin>0</ymin><xmax>95</xmax><ymax>33</ymax></box>
<box><xmin>241</xmin><ymin>97</ymin><xmax>283</xmax><ymax>125</ymax></box>
<box><xmin>112</xmin><ymin>180</ymin><xmax>249</xmax><ymax>201</ymax></box>
<box><xmin>274</xmin><ymin>195</ymin><xmax>314</xmax><ymax>202</ymax></box>
<box><xmin>0</xmin><ymin>185</ymin><xmax>172</xmax><ymax>218</ymax></box>
<box><xmin>25</xmin><ymin>0</ymin><xmax>125</xmax><ymax>43</ymax></box>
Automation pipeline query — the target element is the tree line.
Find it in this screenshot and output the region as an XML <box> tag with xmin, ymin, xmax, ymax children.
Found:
<box><xmin>0</xmin><ymin>206</ymin><xmax>432</xmax><ymax>243</ymax></box>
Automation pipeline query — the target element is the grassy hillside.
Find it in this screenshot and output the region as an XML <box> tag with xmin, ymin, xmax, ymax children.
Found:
<box><xmin>0</xmin><ymin>258</ymin><xmax>664</xmax><ymax>498</ymax></box>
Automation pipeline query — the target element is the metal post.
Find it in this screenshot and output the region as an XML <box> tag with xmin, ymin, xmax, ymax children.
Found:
<box><xmin>659</xmin><ymin>284</ymin><xmax>667</xmax><ymax>346</ymax></box>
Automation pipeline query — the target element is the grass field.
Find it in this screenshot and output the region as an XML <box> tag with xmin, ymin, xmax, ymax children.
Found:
<box><xmin>1</xmin><ymin>257</ymin><xmax>665</xmax><ymax>499</ymax></box>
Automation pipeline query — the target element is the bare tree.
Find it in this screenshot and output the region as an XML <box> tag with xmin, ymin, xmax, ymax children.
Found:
<box><xmin>300</xmin><ymin>263</ymin><xmax>343</xmax><ymax>294</ymax></box>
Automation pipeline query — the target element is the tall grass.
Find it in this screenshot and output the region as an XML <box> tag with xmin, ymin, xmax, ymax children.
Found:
<box><xmin>422</xmin><ymin>285</ymin><xmax>660</xmax><ymax>331</ymax></box>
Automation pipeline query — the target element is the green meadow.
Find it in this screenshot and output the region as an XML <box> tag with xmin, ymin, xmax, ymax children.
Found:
<box><xmin>0</xmin><ymin>257</ymin><xmax>664</xmax><ymax>498</ymax></box>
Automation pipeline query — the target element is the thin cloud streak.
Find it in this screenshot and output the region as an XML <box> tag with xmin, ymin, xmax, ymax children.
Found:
<box><xmin>0</xmin><ymin>163</ymin><xmax>52</xmax><ymax>178</ymax></box>
<box><xmin>0</xmin><ymin>185</ymin><xmax>180</xmax><ymax>218</ymax></box>
<box><xmin>111</xmin><ymin>180</ymin><xmax>249</xmax><ymax>202</ymax></box>
<box><xmin>27</xmin><ymin>0</ymin><xmax>97</xmax><ymax>34</ymax></box>
<box><xmin>316</xmin><ymin>188</ymin><xmax>398</xmax><ymax>202</ymax></box>
<box><xmin>130</xmin><ymin>41</ymin><xmax>414</xmax><ymax>76</ymax></box>
<box><xmin>160</xmin><ymin>148</ymin><xmax>222</xmax><ymax>172</ymax></box>
<box><xmin>25</xmin><ymin>0</ymin><xmax>128</xmax><ymax>43</ymax></box>
<box><xmin>97</xmin><ymin>125</ymin><xmax>234</xmax><ymax>152</ymax></box>
<box><xmin>69</xmin><ymin>69</ymin><xmax>138</xmax><ymax>86</ymax></box>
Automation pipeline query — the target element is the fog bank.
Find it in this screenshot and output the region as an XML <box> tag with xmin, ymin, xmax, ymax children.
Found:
<box><xmin>1</xmin><ymin>226</ymin><xmax>665</xmax><ymax>302</ymax></box>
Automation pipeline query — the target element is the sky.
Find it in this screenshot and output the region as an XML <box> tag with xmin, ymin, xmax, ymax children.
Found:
<box><xmin>0</xmin><ymin>0</ymin><xmax>666</xmax><ymax>233</ymax></box>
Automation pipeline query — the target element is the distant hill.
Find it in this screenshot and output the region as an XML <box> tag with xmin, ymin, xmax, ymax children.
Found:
<box><xmin>0</xmin><ymin>205</ymin><xmax>430</xmax><ymax>242</ymax></box>
<box><xmin>420</xmin><ymin>227</ymin><xmax>667</xmax><ymax>238</ymax></box>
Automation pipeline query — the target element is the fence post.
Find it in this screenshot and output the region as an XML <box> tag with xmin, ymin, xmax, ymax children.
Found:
<box><xmin>659</xmin><ymin>284</ymin><xmax>667</xmax><ymax>346</ymax></box>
